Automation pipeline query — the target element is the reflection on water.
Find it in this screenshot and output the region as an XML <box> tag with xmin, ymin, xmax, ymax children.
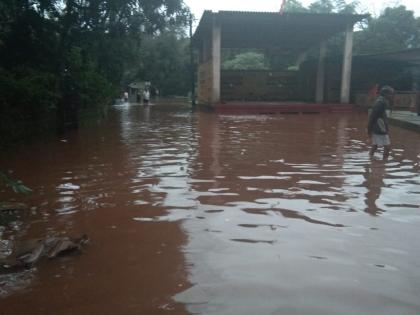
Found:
<box><xmin>1</xmin><ymin>103</ymin><xmax>420</xmax><ymax>314</ymax></box>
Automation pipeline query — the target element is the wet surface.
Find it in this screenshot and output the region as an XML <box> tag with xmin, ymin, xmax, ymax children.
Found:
<box><xmin>1</xmin><ymin>103</ymin><xmax>420</xmax><ymax>314</ymax></box>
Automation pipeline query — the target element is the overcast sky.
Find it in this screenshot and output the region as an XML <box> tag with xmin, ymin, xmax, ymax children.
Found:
<box><xmin>185</xmin><ymin>0</ymin><xmax>420</xmax><ymax>22</ymax></box>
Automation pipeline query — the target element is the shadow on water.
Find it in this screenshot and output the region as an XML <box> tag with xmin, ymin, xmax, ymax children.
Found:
<box><xmin>1</xmin><ymin>101</ymin><xmax>420</xmax><ymax>314</ymax></box>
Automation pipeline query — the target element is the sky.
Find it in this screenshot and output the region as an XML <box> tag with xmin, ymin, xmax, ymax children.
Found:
<box><xmin>185</xmin><ymin>0</ymin><xmax>420</xmax><ymax>23</ymax></box>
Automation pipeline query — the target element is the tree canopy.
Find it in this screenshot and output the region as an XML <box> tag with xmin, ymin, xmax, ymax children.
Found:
<box><xmin>222</xmin><ymin>52</ymin><xmax>269</xmax><ymax>70</ymax></box>
<box><xmin>135</xmin><ymin>29</ymin><xmax>191</xmax><ymax>96</ymax></box>
<box><xmin>355</xmin><ymin>6</ymin><xmax>420</xmax><ymax>54</ymax></box>
<box><xmin>283</xmin><ymin>0</ymin><xmax>420</xmax><ymax>54</ymax></box>
<box><xmin>0</xmin><ymin>0</ymin><xmax>190</xmax><ymax>144</ymax></box>
<box><xmin>307</xmin><ymin>0</ymin><xmax>358</xmax><ymax>14</ymax></box>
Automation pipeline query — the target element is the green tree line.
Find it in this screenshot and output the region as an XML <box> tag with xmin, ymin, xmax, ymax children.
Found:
<box><xmin>0</xmin><ymin>0</ymin><xmax>190</xmax><ymax>144</ymax></box>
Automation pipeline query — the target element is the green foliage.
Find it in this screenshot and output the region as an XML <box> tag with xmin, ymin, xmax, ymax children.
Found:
<box><xmin>0</xmin><ymin>0</ymin><xmax>189</xmax><ymax>143</ymax></box>
<box><xmin>222</xmin><ymin>52</ymin><xmax>269</xmax><ymax>70</ymax></box>
<box><xmin>309</xmin><ymin>0</ymin><xmax>335</xmax><ymax>13</ymax></box>
<box><xmin>294</xmin><ymin>0</ymin><xmax>360</xmax><ymax>57</ymax></box>
<box><xmin>308</xmin><ymin>0</ymin><xmax>358</xmax><ymax>13</ymax></box>
<box><xmin>0</xmin><ymin>171</ymin><xmax>32</xmax><ymax>195</ymax></box>
<box><xmin>0</xmin><ymin>67</ymin><xmax>59</xmax><ymax>116</ymax></box>
<box><xmin>60</xmin><ymin>47</ymin><xmax>115</xmax><ymax>109</ymax></box>
<box><xmin>355</xmin><ymin>6</ymin><xmax>420</xmax><ymax>54</ymax></box>
<box><xmin>284</xmin><ymin>0</ymin><xmax>308</xmax><ymax>13</ymax></box>
<box><xmin>135</xmin><ymin>29</ymin><xmax>191</xmax><ymax>96</ymax></box>
<box><xmin>283</xmin><ymin>0</ymin><xmax>359</xmax><ymax>14</ymax></box>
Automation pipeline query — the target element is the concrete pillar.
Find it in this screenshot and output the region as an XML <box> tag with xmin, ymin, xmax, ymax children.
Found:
<box><xmin>211</xmin><ymin>16</ymin><xmax>221</xmax><ymax>104</ymax></box>
<box><xmin>340</xmin><ymin>23</ymin><xmax>354</xmax><ymax>104</ymax></box>
<box><xmin>316</xmin><ymin>41</ymin><xmax>327</xmax><ymax>103</ymax></box>
<box><xmin>296</xmin><ymin>51</ymin><xmax>307</xmax><ymax>68</ymax></box>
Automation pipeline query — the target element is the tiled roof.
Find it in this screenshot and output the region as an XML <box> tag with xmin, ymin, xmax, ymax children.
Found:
<box><xmin>193</xmin><ymin>10</ymin><xmax>368</xmax><ymax>52</ymax></box>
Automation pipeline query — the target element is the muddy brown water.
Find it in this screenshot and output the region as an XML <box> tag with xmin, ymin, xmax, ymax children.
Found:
<box><xmin>1</xmin><ymin>103</ymin><xmax>420</xmax><ymax>315</ymax></box>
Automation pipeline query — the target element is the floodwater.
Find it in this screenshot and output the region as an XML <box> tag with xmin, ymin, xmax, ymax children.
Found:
<box><xmin>1</xmin><ymin>102</ymin><xmax>420</xmax><ymax>315</ymax></box>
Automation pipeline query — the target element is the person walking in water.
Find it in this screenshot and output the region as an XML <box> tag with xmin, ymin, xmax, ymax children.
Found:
<box><xmin>143</xmin><ymin>88</ymin><xmax>150</xmax><ymax>106</ymax></box>
<box><xmin>367</xmin><ymin>85</ymin><xmax>394</xmax><ymax>160</ymax></box>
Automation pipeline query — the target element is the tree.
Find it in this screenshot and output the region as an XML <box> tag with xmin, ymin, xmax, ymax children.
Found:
<box><xmin>222</xmin><ymin>52</ymin><xmax>269</xmax><ymax>70</ymax></box>
<box><xmin>304</xmin><ymin>0</ymin><xmax>361</xmax><ymax>57</ymax></box>
<box><xmin>309</xmin><ymin>0</ymin><xmax>335</xmax><ymax>13</ymax></box>
<box><xmin>284</xmin><ymin>0</ymin><xmax>308</xmax><ymax>13</ymax></box>
<box><xmin>309</xmin><ymin>0</ymin><xmax>359</xmax><ymax>14</ymax></box>
<box><xmin>355</xmin><ymin>6</ymin><xmax>420</xmax><ymax>54</ymax></box>
<box><xmin>135</xmin><ymin>29</ymin><xmax>191</xmax><ymax>96</ymax></box>
<box><xmin>0</xmin><ymin>0</ymin><xmax>190</xmax><ymax>144</ymax></box>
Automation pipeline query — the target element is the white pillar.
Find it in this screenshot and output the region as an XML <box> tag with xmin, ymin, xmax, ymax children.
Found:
<box><xmin>296</xmin><ymin>51</ymin><xmax>307</xmax><ymax>68</ymax></box>
<box><xmin>316</xmin><ymin>41</ymin><xmax>327</xmax><ymax>103</ymax></box>
<box><xmin>211</xmin><ymin>16</ymin><xmax>221</xmax><ymax>104</ymax></box>
<box><xmin>340</xmin><ymin>23</ymin><xmax>354</xmax><ymax>104</ymax></box>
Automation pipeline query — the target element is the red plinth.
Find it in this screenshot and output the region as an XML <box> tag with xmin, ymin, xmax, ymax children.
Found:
<box><xmin>214</xmin><ymin>101</ymin><xmax>356</xmax><ymax>114</ymax></box>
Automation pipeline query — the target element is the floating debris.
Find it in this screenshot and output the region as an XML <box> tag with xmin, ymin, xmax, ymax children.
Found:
<box><xmin>0</xmin><ymin>234</ymin><xmax>89</xmax><ymax>274</ymax></box>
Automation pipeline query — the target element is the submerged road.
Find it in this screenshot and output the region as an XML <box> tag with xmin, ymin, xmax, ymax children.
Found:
<box><xmin>1</xmin><ymin>103</ymin><xmax>420</xmax><ymax>314</ymax></box>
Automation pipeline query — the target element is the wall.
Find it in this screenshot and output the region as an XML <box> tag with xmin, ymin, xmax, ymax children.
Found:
<box><xmin>300</xmin><ymin>58</ymin><xmax>417</xmax><ymax>104</ymax></box>
<box><xmin>221</xmin><ymin>70</ymin><xmax>299</xmax><ymax>101</ymax></box>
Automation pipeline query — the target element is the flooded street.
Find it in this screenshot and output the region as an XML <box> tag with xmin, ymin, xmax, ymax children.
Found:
<box><xmin>1</xmin><ymin>103</ymin><xmax>420</xmax><ymax>314</ymax></box>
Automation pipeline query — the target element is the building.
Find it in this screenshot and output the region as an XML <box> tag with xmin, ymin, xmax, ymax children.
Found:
<box><xmin>192</xmin><ymin>10</ymin><xmax>368</xmax><ymax>113</ymax></box>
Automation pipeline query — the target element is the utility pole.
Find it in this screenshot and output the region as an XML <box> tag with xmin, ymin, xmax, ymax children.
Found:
<box><xmin>279</xmin><ymin>0</ymin><xmax>286</xmax><ymax>14</ymax></box>
<box><xmin>189</xmin><ymin>13</ymin><xmax>196</xmax><ymax>107</ymax></box>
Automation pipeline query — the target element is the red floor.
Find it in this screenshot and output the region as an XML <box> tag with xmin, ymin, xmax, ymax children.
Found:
<box><xmin>214</xmin><ymin>101</ymin><xmax>356</xmax><ymax>114</ymax></box>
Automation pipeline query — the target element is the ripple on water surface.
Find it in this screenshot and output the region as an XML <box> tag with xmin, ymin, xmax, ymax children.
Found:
<box><xmin>1</xmin><ymin>106</ymin><xmax>420</xmax><ymax>314</ymax></box>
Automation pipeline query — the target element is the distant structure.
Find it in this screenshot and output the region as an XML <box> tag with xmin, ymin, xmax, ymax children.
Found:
<box><xmin>192</xmin><ymin>10</ymin><xmax>368</xmax><ymax>112</ymax></box>
<box><xmin>128</xmin><ymin>81</ymin><xmax>151</xmax><ymax>102</ymax></box>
